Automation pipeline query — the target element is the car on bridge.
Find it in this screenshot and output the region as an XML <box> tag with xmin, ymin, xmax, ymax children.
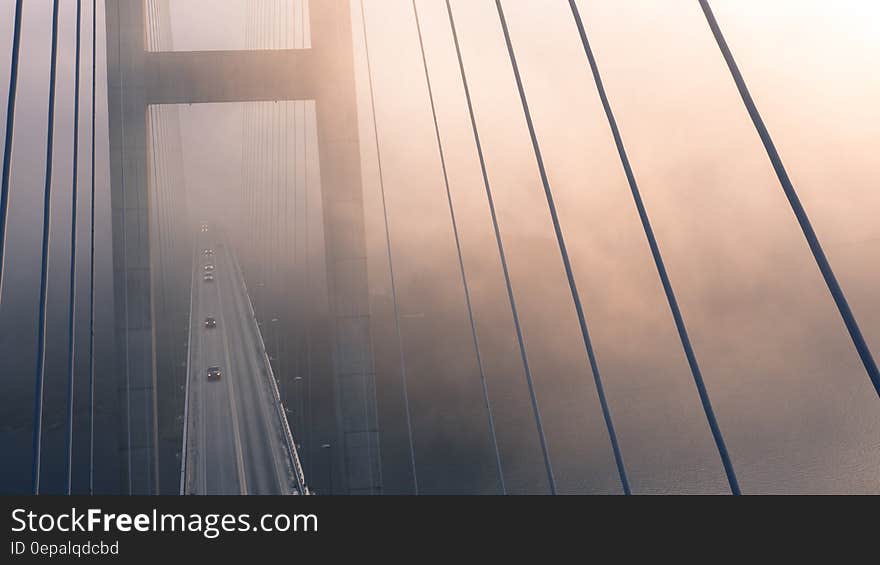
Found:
<box><xmin>204</xmin><ymin>317</ymin><xmax>217</xmax><ymax>329</ymax></box>
<box><xmin>203</xmin><ymin>273</ymin><xmax>214</xmax><ymax>283</ymax></box>
<box><xmin>207</xmin><ymin>366</ymin><xmax>222</xmax><ymax>381</ymax></box>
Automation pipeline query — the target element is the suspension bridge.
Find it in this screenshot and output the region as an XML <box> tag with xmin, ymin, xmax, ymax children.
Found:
<box><xmin>1</xmin><ymin>0</ymin><xmax>877</xmax><ymax>495</ymax></box>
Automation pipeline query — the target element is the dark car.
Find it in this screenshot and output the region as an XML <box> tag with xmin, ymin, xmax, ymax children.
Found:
<box><xmin>203</xmin><ymin>273</ymin><xmax>214</xmax><ymax>282</ymax></box>
<box><xmin>207</xmin><ymin>366</ymin><xmax>222</xmax><ymax>381</ymax></box>
<box><xmin>204</xmin><ymin>317</ymin><xmax>217</xmax><ymax>329</ymax></box>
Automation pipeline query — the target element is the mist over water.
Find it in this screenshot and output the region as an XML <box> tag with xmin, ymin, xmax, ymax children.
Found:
<box><xmin>0</xmin><ymin>0</ymin><xmax>878</xmax><ymax>494</ymax></box>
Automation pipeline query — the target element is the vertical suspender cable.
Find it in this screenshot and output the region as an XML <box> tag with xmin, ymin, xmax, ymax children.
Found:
<box><xmin>263</xmin><ymin>83</ymin><xmax>269</xmax><ymax>311</ymax></box>
<box><xmin>255</xmin><ymin>7</ymin><xmax>263</xmax><ymax>315</ymax></box>
<box><xmin>248</xmin><ymin>103</ymin><xmax>252</xmax><ymax>251</ymax></box>
<box><xmin>359</xmin><ymin>0</ymin><xmax>420</xmax><ymax>494</ymax></box>
<box><xmin>698</xmin><ymin>0</ymin><xmax>880</xmax><ymax>397</ymax></box>
<box><xmin>304</xmin><ymin>101</ymin><xmax>315</xmax><ymax>483</ymax></box>
<box><xmin>32</xmin><ymin>0</ymin><xmax>63</xmax><ymax>495</ymax></box>
<box><xmin>278</xmin><ymin>0</ymin><xmax>288</xmax><ymax>448</ymax></box>
<box><xmin>298</xmin><ymin>0</ymin><xmax>304</xmax><ymax>48</ymax></box>
<box><xmin>274</xmin><ymin>0</ymin><xmax>279</xmax><ymax>49</ymax></box>
<box><xmin>112</xmin><ymin>0</ymin><xmax>133</xmax><ymax>494</ymax></box>
<box><xmin>240</xmin><ymin>104</ymin><xmax>244</xmax><ymax>255</ymax></box>
<box><xmin>411</xmin><ymin>0</ymin><xmax>506</xmax><ymax>495</ymax></box>
<box><xmin>567</xmin><ymin>0</ymin><xmax>740</xmax><ymax>495</ymax></box>
<box><xmin>243</xmin><ymin>7</ymin><xmax>250</xmax><ymax>256</ymax></box>
<box><xmin>288</xmin><ymin>101</ymin><xmax>295</xmax><ymax>455</ymax></box>
<box><xmin>259</xmin><ymin>102</ymin><xmax>263</xmax><ymax>289</ymax></box>
<box><xmin>268</xmin><ymin>7</ymin><xmax>275</xmax><ymax>317</ymax></box>
<box><xmin>290</xmin><ymin>22</ymin><xmax>295</xmax><ymax>373</ymax></box>
<box><xmin>257</xmin><ymin>0</ymin><xmax>267</xmax><ymax>312</ymax></box>
<box><xmin>259</xmin><ymin>3</ymin><xmax>264</xmax><ymax>285</ymax></box>
<box><xmin>280</xmin><ymin>100</ymin><xmax>289</xmax><ymax>402</ymax></box>
<box><xmin>88</xmin><ymin>0</ymin><xmax>98</xmax><ymax>496</ymax></box>
<box><xmin>275</xmin><ymin>99</ymin><xmax>281</xmax><ymax>368</ymax></box>
<box><xmin>250</xmin><ymin>104</ymin><xmax>256</xmax><ymax>261</ymax></box>
<box><xmin>146</xmin><ymin>0</ymin><xmax>164</xmax><ymax>495</ymax></box>
<box><xmin>445</xmin><ymin>0</ymin><xmax>556</xmax><ymax>494</ymax></box>
<box><xmin>251</xmin><ymin>2</ymin><xmax>258</xmax><ymax>263</ymax></box>
<box><xmin>262</xmin><ymin>5</ymin><xmax>268</xmax><ymax>299</ymax></box>
<box><xmin>0</xmin><ymin>0</ymin><xmax>25</xmax><ymax>296</ymax></box>
<box><xmin>255</xmin><ymin>110</ymin><xmax>261</xmax><ymax>308</ymax></box>
<box><xmin>269</xmin><ymin>1</ymin><xmax>277</xmax><ymax>330</ymax></box>
<box><xmin>492</xmin><ymin>0</ymin><xmax>630</xmax><ymax>494</ymax></box>
<box><xmin>248</xmin><ymin>103</ymin><xmax>254</xmax><ymax>262</ymax></box>
<box><xmin>66</xmin><ymin>0</ymin><xmax>85</xmax><ymax>495</ymax></box>
<box><xmin>242</xmin><ymin>0</ymin><xmax>249</xmax><ymax>259</ymax></box>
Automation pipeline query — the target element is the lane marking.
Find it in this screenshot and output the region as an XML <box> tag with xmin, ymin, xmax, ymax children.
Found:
<box><xmin>228</xmin><ymin>272</ymin><xmax>288</xmax><ymax>493</ymax></box>
<box><xmin>181</xmin><ymin>244</ymin><xmax>198</xmax><ymax>494</ymax></box>
<box><xmin>217</xmin><ymin>246</ymin><xmax>249</xmax><ymax>495</ymax></box>
<box><xmin>198</xmin><ymin>244</ymin><xmax>208</xmax><ymax>494</ymax></box>
<box><xmin>227</xmin><ymin>242</ymin><xmax>290</xmax><ymax>494</ymax></box>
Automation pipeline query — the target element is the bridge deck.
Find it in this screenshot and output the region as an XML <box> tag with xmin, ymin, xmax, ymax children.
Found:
<box><xmin>182</xmin><ymin>230</ymin><xmax>303</xmax><ymax>495</ymax></box>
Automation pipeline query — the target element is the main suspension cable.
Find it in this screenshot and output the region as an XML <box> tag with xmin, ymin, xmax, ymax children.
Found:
<box><xmin>88</xmin><ymin>0</ymin><xmax>98</xmax><ymax>496</ymax></box>
<box><xmin>493</xmin><ymin>0</ymin><xmax>630</xmax><ymax>494</ymax></box>
<box><xmin>359</xmin><ymin>0</ymin><xmax>420</xmax><ymax>494</ymax></box>
<box><xmin>65</xmin><ymin>0</ymin><xmax>85</xmax><ymax>496</ymax></box>
<box><xmin>0</xmin><ymin>0</ymin><xmax>25</xmax><ymax>297</ymax></box>
<box><xmin>412</xmin><ymin>0</ymin><xmax>506</xmax><ymax>495</ymax></box>
<box><xmin>445</xmin><ymin>0</ymin><xmax>556</xmax><ymax>494</ymax></box>
<box><xmin>698</xmin><ymin>0</ymin><xmax>880</xmax><ymax>398</ymax></box>
<box><xmin>32</xmin><ymin>0</ymin><xmax>63</xmax><ymax>495</ymax></box>
<box><xmin>567</xmin><ymin>0</ymin><xmax>740</xmax><ymax>494</ymax></box>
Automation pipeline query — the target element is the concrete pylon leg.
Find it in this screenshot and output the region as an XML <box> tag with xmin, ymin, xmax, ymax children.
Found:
<box><xmin>105</xmin><ymin>0</ymin><xmax>382</xmax><ymax>495</ymax></box>
<box><xmin>105</xmin><ymin>0</ymin><xmax>159</xmax><ymax>495</ymax></box>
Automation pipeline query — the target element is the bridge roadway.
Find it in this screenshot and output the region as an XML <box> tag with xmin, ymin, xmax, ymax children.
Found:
<box><xmin>181</xmin><ymin>230</ymin><xmax>303</xmax><ymax>495</ymax></box>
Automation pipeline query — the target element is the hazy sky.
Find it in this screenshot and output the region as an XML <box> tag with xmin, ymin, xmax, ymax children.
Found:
<box><xmin>1</xmin><ymin>1</ymin><xmax>878</xmax><ymax>494</ymax></box>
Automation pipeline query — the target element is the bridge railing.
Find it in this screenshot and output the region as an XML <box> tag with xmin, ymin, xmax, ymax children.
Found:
<box><xmin>179</xmin><ymin>245</ymin><xmax>198</xmax><ymax>495</ymax></box>
<box><xmin>226</xmin><ymin>239</ymin><xmax>310</xmax><ymax>495</ymax></box>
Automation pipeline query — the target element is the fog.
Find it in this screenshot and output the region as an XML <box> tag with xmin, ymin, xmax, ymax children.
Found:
<box><xmin>0</xmin><ymin>0</ymin><xmax>878</xmax><ymax>494</ymax></box>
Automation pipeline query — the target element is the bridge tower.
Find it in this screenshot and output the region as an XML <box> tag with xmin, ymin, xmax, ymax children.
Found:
<box><xmin>104</xmin><ymin>0</ymin><xmax>381</xmax><ymax>495</ymax></box>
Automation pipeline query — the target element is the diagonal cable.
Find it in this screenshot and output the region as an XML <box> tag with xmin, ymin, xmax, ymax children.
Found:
<box><xmin>698</xmin><ymin>0</ymin><xmax>880</xmax><ymax>398</ymax></box>
<box><xmin>412</xmin><ymin>0</ymin><xmax>506</xmax><ymax>495</ymax></box>
<box><xmin>567</xmin><ymin>0</ymin><xmax>740</xmax><ymax>494</ymax></box>
<box><xmin>445</xmin><ymin>0</ymin><xmax>557</xmax><ymax>494</ymax></box>
<box><xmin>359</xmin><ymin>0</ymin><xmax>420</xmax><ymax>494</ymax></box>
<box><xmin>493</xmin><ymin>0</ymin><xmax>630</xmax><ymax>493</ymax></box>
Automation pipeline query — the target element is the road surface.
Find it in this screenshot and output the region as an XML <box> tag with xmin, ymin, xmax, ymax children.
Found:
<box><xmin>182</xmin><ymin>230</ymin><xmax>304</xmax><ymax>495</ymax></box>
